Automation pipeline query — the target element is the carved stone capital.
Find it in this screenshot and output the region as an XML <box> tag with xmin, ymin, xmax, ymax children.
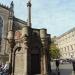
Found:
<box><xmin>27</xmin><ymin>1</ymin><xmax>31</xmax><ymax>7</ymax></box>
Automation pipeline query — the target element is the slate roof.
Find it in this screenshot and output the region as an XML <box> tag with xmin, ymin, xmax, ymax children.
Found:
<box><xmin>14</xmin><ymin>17</ymin><xmax>27</xmax><ymax>25</ymax></box>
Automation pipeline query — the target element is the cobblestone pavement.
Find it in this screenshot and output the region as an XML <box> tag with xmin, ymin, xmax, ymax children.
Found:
<box><xmin>51</xmin><ymin>62</ymin><xmax>74</xmax><ymax>75</ymax></box>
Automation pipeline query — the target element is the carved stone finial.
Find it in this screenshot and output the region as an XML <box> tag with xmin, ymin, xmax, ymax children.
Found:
<box><xmin>9</xmin><ymin>1</ymin><xmax>14</xmax><ymax>17</ymax></box>
<box><xmin>27</xmin><ymin>0</ymin><xmax>32</xmax><ymax>27</ymax></box>
<box><xmin>10</xmin><ymin>1</ymin><xmax>14</xmax><ymax>8</ymax></box>
<box><xmin>10</xmin><ymin>1</ymin><xmax>14</xmax><ymax>11</ymax></box>
<box><xmin>27</xmin><ymin>0</ymin><xmax>31</xmax><ymax>7</ymax></box>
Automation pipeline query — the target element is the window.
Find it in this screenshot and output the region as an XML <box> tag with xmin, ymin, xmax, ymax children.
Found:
<box><xmin>71</xmin><ymin>45</ymin><xmax>73</xmax><ymax>50</ymax></box>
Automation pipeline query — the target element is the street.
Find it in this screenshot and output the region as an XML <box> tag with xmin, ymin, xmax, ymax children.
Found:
<box><xmin>51</xmin><ymin>62</ymin><xmax>74</xmax><ymax>75</ymax></box>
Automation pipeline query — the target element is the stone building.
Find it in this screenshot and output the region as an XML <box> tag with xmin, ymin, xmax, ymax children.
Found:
<box><xmin>0</xmin><ymin>1</ymin><xmax>51</xmax><ymax>75</ymax></box>
<box><xmin>55</xmin><ymin>27</ymin><xmax>75</xmax><ymax>59</ymax></box>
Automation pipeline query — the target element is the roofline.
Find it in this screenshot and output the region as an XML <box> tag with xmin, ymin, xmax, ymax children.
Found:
<box><xmin>0</xmin><ymin>3</ymin><xmax>10</xmax><ymax>10</ymax></box>
<box><xmin>32</xmin><ymin>28</ymin><xmax>40</xmax><ymax>30</ymax></box>
<box><xmin>14</xmin><ymin>17</ymin><xmax>27</xmax><ymax>25</ymax></box>
<box><xmin>57</xmin><ymin>27</ymin><xmax>75</xmax><ymax>39</ymax></box>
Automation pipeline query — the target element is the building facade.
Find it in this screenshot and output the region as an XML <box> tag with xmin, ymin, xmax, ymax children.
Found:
<box><xmin>55</xmin><ymin>27</ymin><xmax>75</xmax><ymax>59</ymax></box>
<box><xmin>0</xmin><ymin>1</ymin><xmax>51</xmax><ymax>75</ymax></box>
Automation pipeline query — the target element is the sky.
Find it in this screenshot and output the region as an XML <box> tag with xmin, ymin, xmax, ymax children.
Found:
<box><xmin>0</xmin><ymin>0</ymin><xmax>75</xmax><ymax>37</ymax></box>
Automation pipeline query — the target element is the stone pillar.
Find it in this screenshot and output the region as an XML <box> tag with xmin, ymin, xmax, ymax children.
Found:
<box><xmin>46</xmin><ymin>34</ymin><xmax>51</xmax><ymax>74</ymax></box>
<box><xmin>40</xmin><ymin>29</ymin><xmax>47</xmax><ymax>75</ymax></box>
<box><xmin>21</xmin><ymin>26</ymin><xmax>29</xmax><ymax>75</ymax></box>
<box><xmin>7</xmin><ymin>30</ymin><xmax>15</xmax><ymax>75</ymax></box>
<box><xmin>5</xmin><ymin>1</ymin><xmax>14</xmax><ymax>55</ymax></box>
<box><xmin>27</xmin><ymin>0</ymin><xmax>32</xmax><ymax>27</ymax></box>
<box><xmin>1</xmin><ymin>1</ymin><xmax>14</xmax><ymax>55</ymax></box>
<box><xmin>8</xmin><ymin>1</ymin><xmax>14</xmax><ymax>31</ymax></box>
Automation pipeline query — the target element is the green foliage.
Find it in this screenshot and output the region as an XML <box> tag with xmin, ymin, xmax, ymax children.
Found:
<box><xmin>50</xmin><ymin>41</ymin><xmax>60</xmax><ymax>59</ymax></box>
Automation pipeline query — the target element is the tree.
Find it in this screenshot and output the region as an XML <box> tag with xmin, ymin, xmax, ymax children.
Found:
<box><xmin>50</xmin><ymin>39</ymin><xmax>60</xmax><ymax>59</ymax></box>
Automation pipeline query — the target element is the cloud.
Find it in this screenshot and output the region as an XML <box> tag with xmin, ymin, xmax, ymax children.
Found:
<box><xmin>0</xmin><ymin>0</ymin><xmax>75</xmax><ymax>36</ymax></box>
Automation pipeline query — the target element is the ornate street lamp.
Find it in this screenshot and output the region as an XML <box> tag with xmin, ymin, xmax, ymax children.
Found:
<box><xmin>7</xmin><ymin>30</ymin><xmax>15</xmax><ymax>75</ymax></box>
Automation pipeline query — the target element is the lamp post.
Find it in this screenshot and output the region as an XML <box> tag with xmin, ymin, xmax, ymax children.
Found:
<box><xmin>7</xmin><ymin>30</ymin><xmax>15</xmax><ymax>75</ymax></box>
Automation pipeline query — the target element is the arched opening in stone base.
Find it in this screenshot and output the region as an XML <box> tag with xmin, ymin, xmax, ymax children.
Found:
<box><xmin>31</xmin><ymin>54</ymin><xmax>41</xmax><ymax>75</ymax></box>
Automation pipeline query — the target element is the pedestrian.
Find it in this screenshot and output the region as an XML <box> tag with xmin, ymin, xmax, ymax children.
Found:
<box><xmin>3</xmin><ymin>62</ymin><xmax>9</xmax><ymax>72</ymax></box>
<box><xmin>1</xmin><ymin>63</ymin><xmax>5</xmax><ymax>71</ymax></box>
<box><xmin>0</xmin><ymin>63</ymin><xmax>5</xmax><ymax>75</ymax></box>
<box><xmin>2</xmin><ymin>62</ymin><xmax>10</xmax><ymax>75</ymax></box>
<box><xmin>0</xmin><ymin>64</ymin><xmax>2</xmax><ymax>75</ymax></box>
<box><xmin>55</xmin><ymin>59</ymin><xmax>60</xmax><ymax>75</ymax></box>
<box><xmin>72</xmin><ymin>59</ymin><xmax>75</xmax><ymax>72</ymax></box>
<box><xmin>55</xmin><ymin>59</ymin><xmax>60</xmax><ymax>71</ymax></box>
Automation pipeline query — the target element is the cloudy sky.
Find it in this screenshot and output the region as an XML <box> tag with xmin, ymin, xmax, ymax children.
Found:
<box><xmin>0</xmin><ymin>0</ymin><xmax>75</xmax><ymax>36</ymax></box>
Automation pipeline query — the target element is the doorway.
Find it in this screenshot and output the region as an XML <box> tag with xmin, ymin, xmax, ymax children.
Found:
<box><xmin>31</xmin><ymin>54</ymin><xmax>41</xmax><ymax>75</ymax></box>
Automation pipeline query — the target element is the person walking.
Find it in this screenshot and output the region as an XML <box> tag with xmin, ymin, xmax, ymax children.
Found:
<box><xmin>2</xmin><ymin>62</ymin><xmax>10</xmax><ymax>75</ymax></box>
<box><xmin>55</xmin><ymin>59</ymin><xmax>59</xmax><ymax>70</ymax></box>
<box><xmin>55</xmin><ymin>59</ymin><xmax>60</xmax><ymax>75</ymax></box>
<box><xmin>72</xmin><ymin>59</ymin><xmax>75</xmax><ymax>75</ymax></box>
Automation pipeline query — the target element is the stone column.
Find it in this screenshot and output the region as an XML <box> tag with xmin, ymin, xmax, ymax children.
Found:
<box><xmin>27</xmin><ymin>0</ymin><xmax>32</xmax><ymax>27</ymax></box>
<box><xmin>21</xmin><ymin>26</ymin><xmax>29</xmax><ymax>75</ymax></box>
<box><xmin>46</xmin><ymin>34</ymin><xmax>51</xmax><ymax>74</ymax></box>
<box><xmin>5</xmin><ymin>1</ymin><xmax>14</xmax><ymax>55</ymax></box>
<box><xmin>40</xmin><ymin>29</ymin><xmax>47</xmax><ymax>75</ymax></box>
<box><xmin>1</xmin><ymin>2</ymin><xmax>14</xmax><ymax>55</ymax></box>
<box><xmin>8</xmin><ymin>1</ymin><xmax>14</xmax><ymax>31</ymax></box>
